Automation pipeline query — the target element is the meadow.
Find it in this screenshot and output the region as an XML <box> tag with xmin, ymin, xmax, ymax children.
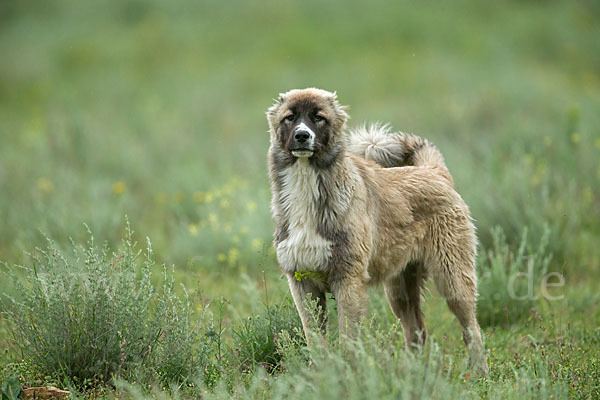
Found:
<box><xmin>0</xmin><ymin>0</ymin><xmax>599</xmax><ymax>398</ymax></box>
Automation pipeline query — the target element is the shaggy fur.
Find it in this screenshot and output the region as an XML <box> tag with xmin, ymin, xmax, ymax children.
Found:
<box><xmin>266</xmin><ymin>88</ymin><xmax>488</xmax><ymax>373</ymax></box>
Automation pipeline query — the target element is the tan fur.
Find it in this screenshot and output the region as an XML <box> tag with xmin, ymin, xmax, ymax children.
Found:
<box><xmin>266</xmin><ymin>88</ymin><xmax>488</xmax><ymax>373</ymax></box>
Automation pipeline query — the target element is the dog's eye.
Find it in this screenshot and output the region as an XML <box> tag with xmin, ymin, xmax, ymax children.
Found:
<box><xmin>314</xmin><ymin>115</ymin><xmax>326</xmax><ymax>123</ymax></box>
<box><xmin>283</xmin><ymin>114</ymin><xmax>295</xmax><ymax>123</ymax></box>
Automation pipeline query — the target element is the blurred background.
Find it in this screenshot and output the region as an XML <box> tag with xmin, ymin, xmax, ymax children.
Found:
<box><xmin>1</xmin><ymin>0</ymin><xmax>599</xmax><ymax>297</ymax></box>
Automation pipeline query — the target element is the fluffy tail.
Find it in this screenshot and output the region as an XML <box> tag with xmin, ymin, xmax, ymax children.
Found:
<box><xmin>348</xmin><ymin>123</ymin><xmax>453</xmax><ymax>183</ymax></box>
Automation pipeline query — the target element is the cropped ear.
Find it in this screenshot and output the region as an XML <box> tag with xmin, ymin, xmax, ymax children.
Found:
<box><xmin>328</xmin><ymin>92</ymin><xmax>349</xmax><ymax>126</ymax></box>
<box><xmin>266</xmin><ymin>93</ymin><xmax>286</xmax><ymax>129</ymax></box>
<box><xmin>267</xmin><ymin>92</ymin><xmax>286</xmax><ymax>116</ymax></box>
<box><xmin>277</xmin><ymin>92</ymin><xmax>286</xmax><ymax>104</ymax></box>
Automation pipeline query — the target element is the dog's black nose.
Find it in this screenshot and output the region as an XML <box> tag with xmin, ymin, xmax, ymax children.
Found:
<box><xmin>294</xmin><ymin>131</ymin><xmax>311</xmax><ymax>143</ymax></box>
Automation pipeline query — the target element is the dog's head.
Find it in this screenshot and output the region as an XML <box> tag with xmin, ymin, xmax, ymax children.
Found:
<box><xmin>267</xmin><ymin>88</ymin><xmax>349</xmax><ymax>167</ymax></box>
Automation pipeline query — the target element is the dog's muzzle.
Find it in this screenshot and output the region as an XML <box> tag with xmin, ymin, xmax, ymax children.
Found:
<box><xmin>290</xmin><ymin>122</ymin><xmax>315</xmax><ymax>158</ymax></box>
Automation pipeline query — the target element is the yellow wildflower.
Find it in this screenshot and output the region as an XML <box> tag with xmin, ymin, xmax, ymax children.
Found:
<box><xmin>232</xmin><ymin>175</ymin><xmax>248</xmax><ymax>189</ymax></box>
<box><xmin>193</xmin><ymin>191</ymin><xmax>205</xmax><ymax>203</ymax></box>
<box><xmin>247</xmin><ymin>201</ymin><xmax>257</xmax><ymax>213</ymax></box>
<box><xmin>37</xmin><ymin>178</ymin><xmax>54</xmax><ymax>193</ymax></box>
<box><xmin>536</xmin><ymin>161</ymin><xmax>547</xmax><ymax>175</ymax></box>
<box><xmin>251</xmin><ymin>238</ymin><xmax>264</xmax><ymax>251</ymax></box>
<box><xmin>228</xmin><ymin>248</ymin><xmax>239</xmax><ymax>265</ymax></box>
<box><xmin>156</xmin><ymin>192</ymin><xmax>168</xmax><ymax>204</ymax></box>
<box><xmin>208</xmin><ymin>213</ymin><xmax>218</xmax><ymax>230</ymax></box>
<box><xmin>217</xmin><ymin>253</ymin><xmax>226</xmax><ymax>262</ymax></box>
<box><xmin>188</xmin><ymin>224</ymin><xmax>198</xmax><ymax>236</ymax></box>
<box><xmin>571</xmin><ymin>132</ymin><xmax>581</xmax><ymax>144</ymax></box>
<box><xmin>112</xmin><ymin>181</ymin><xmax>126</xmax><ymax>195</ymax></box>
<box><xmin>222</xmin><ymin>184</ymin><xmax>234</xmax><ymax>196</ymax></box>
<box><xmin>174</xmin><ymin>191</ymin><xmax>185</xmax><ymax>204</ymax></box>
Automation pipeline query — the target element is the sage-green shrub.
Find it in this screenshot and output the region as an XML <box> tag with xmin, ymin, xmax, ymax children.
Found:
<box><xmin>3</xmin><ymin>224</ymin><xmax>215</xmax><ymax>387</ymax></box>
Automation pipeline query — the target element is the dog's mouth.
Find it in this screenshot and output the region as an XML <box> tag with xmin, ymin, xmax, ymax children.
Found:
<box><xmin>291</xmin><ymin>149</ymin><xmax>314</xmax><ymax>158</ymax></box>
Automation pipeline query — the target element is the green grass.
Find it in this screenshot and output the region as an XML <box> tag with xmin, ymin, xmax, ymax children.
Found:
<box><xmin>1</xmin><ymin>0</ymin><xmax>599</xmax><ymax>398</ymax></box>
<box><xmin>3</xmin><ymin>224</ymin><xmax>217</xmax><ymax>389</ymax></box>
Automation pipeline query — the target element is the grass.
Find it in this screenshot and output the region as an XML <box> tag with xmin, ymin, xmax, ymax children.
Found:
<box><xmin>1</xmin><ymin>0</ymin><xmax>599</xmax><ymax>398</ymax></box>
<box><xmin>1</xmin><ymin>226</ymin><xmax>600</xmax><ymax>398</ymax></box>
<box><xmin>3</xmin><ymin>223</ymin><xmax>216</xmax><ymax>389</ymax></box>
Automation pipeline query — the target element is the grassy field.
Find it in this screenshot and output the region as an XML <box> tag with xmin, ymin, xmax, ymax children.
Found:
<box><xmin>1</xmin><ymin>0</ymin><xmax>599</xmax><ymax>398</ymax></box>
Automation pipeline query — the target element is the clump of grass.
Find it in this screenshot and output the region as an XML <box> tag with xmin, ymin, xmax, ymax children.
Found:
<box><xmin>215</xmin><ymin>322</ymin><xmax>465</xmax><ymax>400</ymax></box>
<box><xmin>232</xmin><ymin>299</ymin><xmax>305</xmax><ymax>374</ymax></box>
<box><xmin>477</xmin><ymin>227</ymin><xmax>552</xmax><ymax>328</ymax></box>
<box><xmin>2</xmin><ymin>223</ymin><xmax>215</xmax><ymax>389</ymax></box>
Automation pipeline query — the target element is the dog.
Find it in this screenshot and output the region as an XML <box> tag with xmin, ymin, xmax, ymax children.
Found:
<box><xmin>266</xmin><ymin>88</ymin><xmax>488</xmax><ymax>373</ymax></box>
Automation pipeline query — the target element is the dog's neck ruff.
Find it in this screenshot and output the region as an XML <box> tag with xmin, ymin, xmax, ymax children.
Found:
<box><xmin>275</xmin><ymin>158</ymin><xmax>332</xmax><ymax>273</ymax></box>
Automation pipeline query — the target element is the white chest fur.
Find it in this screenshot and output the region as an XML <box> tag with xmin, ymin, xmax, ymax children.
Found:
<box><xmin>275</xmin><ymin>159</ymin><xmax>332</xmax><ymax>273</ymax></box>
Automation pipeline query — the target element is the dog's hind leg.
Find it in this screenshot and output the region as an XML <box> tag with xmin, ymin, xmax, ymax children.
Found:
<box><xmin>286</xmin><ymin>275</ymin><xmax>328</xmax><ymax>345</ymax></box>
<box><xmin>433</xmin><ymin>261</ymin><xmax>488</xmax><ymax>374</ymax></box>
<box><xmin>384</xmin><ymin>262</ymin><xmax>428</xmax><ymax>350</ymax></box>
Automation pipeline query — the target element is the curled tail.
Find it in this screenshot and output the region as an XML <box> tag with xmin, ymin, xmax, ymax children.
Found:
<box><xmin>348</xmin><ymin>123</ymin><xmax>453</xmax><ymax>183</ymax></box>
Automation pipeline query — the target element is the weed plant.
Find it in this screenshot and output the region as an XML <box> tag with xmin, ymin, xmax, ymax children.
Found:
<box><xmin>2</xmin><ymin>224</ymin><xmax>214</xmax><ymax>388</ymax></box>
<box><xmin>477</xmin><ymin>227</ymin><xmax>552</xmax><ymax>327</ymax></box>
<box><xmin>232</xmin><ymin>299</ymin><xmax>305</xmax><ymax>373</ymax></box>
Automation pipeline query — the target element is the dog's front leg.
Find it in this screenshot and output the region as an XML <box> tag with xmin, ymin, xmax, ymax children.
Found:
<box><xmin>286</xmin><ymin>275</ymin><xmax>328</xmax><ymax>346</ymax></box>
<box><xmin>331</xmin><ymin>277</ymin><xmax>369</xmax><ymax>340</ymax></box>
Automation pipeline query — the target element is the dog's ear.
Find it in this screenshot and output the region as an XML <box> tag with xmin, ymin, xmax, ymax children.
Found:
<box><xmin>268</xmin><ymin>92</ymin><xmax>287</xmax><ymax>114</ymax></box>
<box><xmin>328</xmin><ymin>91</ymin><xmax>349</xmax><ymax>127</ymax></box>
<box><xmin>266</xmin><ymin>92</ymin><xmax>286</xmax><ymax>129</ymax></box>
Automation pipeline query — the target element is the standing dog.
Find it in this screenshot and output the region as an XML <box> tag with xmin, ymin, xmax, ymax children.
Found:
<box><xmin>266</xmin><ymin>88</ymin><xmax>487</xmax><ymax>373</ymax></box>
